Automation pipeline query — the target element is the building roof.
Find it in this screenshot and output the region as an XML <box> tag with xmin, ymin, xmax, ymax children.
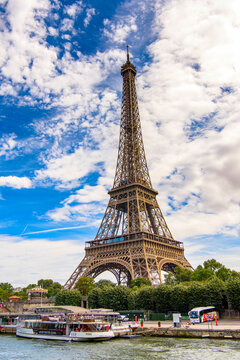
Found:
<box><xmin>34</xmin><ymin>305</ymin><xmax>91</xmax><ymax>314</ymax></box>
<box><xmin>27</xmin><ymin>286</ymin><xmax>48</xmax><ymax>293</ymax></box>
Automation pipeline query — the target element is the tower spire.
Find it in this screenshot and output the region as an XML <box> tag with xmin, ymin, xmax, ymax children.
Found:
<box><xmin>126</xmin><ymin>45</ymin><xmax>130</xmax><ymax>62</ymax></box>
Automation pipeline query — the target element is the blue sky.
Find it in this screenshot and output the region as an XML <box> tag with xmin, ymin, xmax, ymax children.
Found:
<box><xmin>1</xmin><ymin>0</ymin><xmax>240</xmax><ymax>287</ymax></box>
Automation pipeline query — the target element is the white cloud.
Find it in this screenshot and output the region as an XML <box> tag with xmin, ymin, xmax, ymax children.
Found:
<box><xmin>1</xmin><ymin>0</ymin><xmax>240</xmax><ymax>274</ymax></box>
<box><xmin>183</xmin><ymin>237</ymin><xmax>240</xmax><ymax>272</ymax></box>
<box><xmin>47</xmin><ymin>184</ymin><xmax>108</xmax><ymax>222</ymax></box>
<box><xmin>0</xmin><ymin>234</ymin><xmax>85</xmax><ymax>287</ymax></box>
<box><xmin>103</xmin><ymin>16</ymin><xmax>137</xmax><ymax>43</ymax></box>
<box><xmin>0</xmin><ymin>134</ymin><xmax>18</xmax><ymax>158</ymax></box>
<box><xmin>64</xmin><ymin>1</ymin><xmax>83</xmax><ymax>17</ymax></box>
<box><xmin>134</xmin><ymin>0</ymin><xmax>240</xmax><ymax>242</ymax></box>
<box><xmin>84</xmin><ymin>8</ymin><xmax>95</xmax><ymax>27</ymax></box>
<box><xmin>60</xmin><ymin>18</ymin><xmax>75</xmax><ymax>33</ymax></box>
<box><xmin>0</xmin><ymin>176</ymin><xmax>32</xmax><ymax>189</ymax></box>
<box><xmin>36</xmin><ymin>147</ymin><xmax>101</xmax><ymax>188</ymax></box>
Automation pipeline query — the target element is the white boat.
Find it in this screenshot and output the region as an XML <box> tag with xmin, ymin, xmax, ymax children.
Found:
<box><xmin>16</xmin><ymin>317</ymin><xmax>114</xmax><ymax>341</ymax></box>
<box><xmin>111</xmin><ymin>321</ymin><xmax>138</xmax><ymax>336</ymax></box>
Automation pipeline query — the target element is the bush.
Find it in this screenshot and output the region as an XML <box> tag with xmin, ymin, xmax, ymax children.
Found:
<box><xmin>187</xmin><ymin>279</ymin><xmax>224</xmax><ymax>311</ymax></box>
<box><xmin>93</xmin><ymin>285</ymin><xmax>131</xmax><ymax>311</ymax></box>
<box><xmin>169</xmin><ymin>284</ymin><xmax>189</xmax><ymax>313</ymax></box>
<box><xmin>187</xmin><ymin>282</ymin><xmax>208</xmax><ymax>309</ymax></box>
<box><xmin>135</xmin><ymin>286</ymin><xmax>155</xmax><ymax>310</ymax></box>
<box><xmin>226</xmin><ymin>278</ymin><xmax>240</xmax><ymax>311</ymax></box>
<box><xmin>88</xmin><ymin>287</ymin><xmax>102</xmax><ymax>309</ymax></box>
<box><xmin>205</xmin><ymin>277</ymin><xmax>224</xmax><ymax>311</ymax></box>
<box><xmin>154</xmin><ymin>285</ymin><xmax>173</xmax><ymax>313</ymax></box>
<box><xmin>55</xmin><ymin>289</ymin><xmax>82</xmax><ymax>306</ymax></box>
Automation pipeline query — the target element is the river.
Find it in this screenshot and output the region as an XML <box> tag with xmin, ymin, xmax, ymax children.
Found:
<box><xmin>0</xmin><ymin>334</ymin><xmax>239</xmax><ymax>360</ymax></box>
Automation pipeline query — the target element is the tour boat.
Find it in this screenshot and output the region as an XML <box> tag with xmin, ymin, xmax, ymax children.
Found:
<box><xmin>16</xmin><ymin>316</ymin><xmax>114</xmax><ymax>341</ymax></box>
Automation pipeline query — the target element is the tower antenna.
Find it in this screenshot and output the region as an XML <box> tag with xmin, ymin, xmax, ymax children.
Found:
<box><xmin>126</xmin><ymin>45</ymin><xmax>130</xmax><ymax>62</ymax></box>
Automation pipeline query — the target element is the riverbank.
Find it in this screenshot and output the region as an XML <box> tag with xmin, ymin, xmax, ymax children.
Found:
<box><xmin>1</xmin><ymin>319</ymin><xmax>240</xmax><ymax>339</ymax></box>
<box><xmin>135</xmin><ymin>319</ymin><xmax>240</xmax><ymax>339</ymax></box>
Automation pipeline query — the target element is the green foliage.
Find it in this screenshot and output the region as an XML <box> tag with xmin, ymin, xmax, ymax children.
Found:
<box><xmin>25</xmin><ymin>284</ymin><xmax>37</xmax><ymax>289</ymax></box>
<box><xmin>171</xmin><ymin>260</ymin><xmax>239</xmax><ymax>285</ymax></box>
<box><xmin>230</xmin><ymin>271</ymin><xmax>240</xmax><ymax>280</ymax></box>
<box><xmin>37</xmin><ymin>279</ymin><xmax>62</xmax><ymax>298</ymax></box>
<box><xmin>135</xmin><ymin>286</ymin><xmax>155</xmax><ymax>310</ymax></box>
<box><xmin>205</xmin><ymin>277</ymin><xmax>224</xmax><ymax>311</ymax></box>
<box><xmin>127</xmin><ymin>289</ymin><xmax>137</xmax><ymax>310</ymax></box>
<box><xmin>226</xmin><ymin>278</ymin><xmax>240</xmax><ymax>311</ymax></box>
<box><xmin>88</xmin><ymin>287</ymin><xmax>103</xmax><ymax>309</ymax></box>
<box><xmin>98</xmin><ymin>285</ymin><xmax>130</xmax><ymax>311</ymax></box>
<box><xmin>187</xmin><ymin>282</ymin><xmax>208</xmax><ymax>309</ymax></box>
<box><xmin>154</xmin><ymin>285</ymin><xmax>173</xmax><ymax>313</ymax></box>
<box><xmin>0</xmin><ymin>283</ymin><xmax>13</xmax><ymax>301</ymax></box>
<box><xmin>98</xmin><ymin>286</ymin><xmax>114</xmax><ymax>309</ymax></box>
<box><xmin>215</xmin><ymin>267</ymin><xmax>232</xmax><ymax>282</ymax></box>
<box><xmin>55</xmin><ymin>289</ymin><xmax>82</xmax><ymax>306</ymax></box>
<box><xmin>129</xmin><ymin>277</ymin><xmax>152</xmax><ymax>288</ymax></box>
<box><xmin>75</xmin><ymin>277</ymin><xmax>96</xmax><ymax>296</ymax></box>
<box><xmin>95</xmin><ymin>280</ymin><xmax>116</xmax><ymax>289</ymax></box>
<box><xmin>203</xmin><ymin>259</ymin><xmax>222</xmax><ymax>272</ymax></box>
<box><xmin>169</xmin><ymin>284</ymin><xmax>189</xmax><ymax>313</ymax></box>
<box><xmin>175</xmin><ymin>267</ymin><xmax>192</xmax><ymax>283</ymax></box>
<box><xmin>203</xmin><ymin>259</ymin><xmax>238</xmax><ymax>282</ymax></box>
<box><xmin>187</xmin><ymin>279</ymin><xmax>224</xmax><ymax>310</ymax></box>
<box><xmin>164</xmin><ymin>272</ymin><xmax>177</xmax><ymax>285</ymax></box>
<box><xmin>190</xmin><ymin>266</ymin><xmax>214</xmax><ymax>282</ymax></box>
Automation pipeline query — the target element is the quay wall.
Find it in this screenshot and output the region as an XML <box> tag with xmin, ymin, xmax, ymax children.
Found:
<box><xmin>1</xmin><ymin>299</ymin><xmax>55</xmax><ymax>314</ymax></box>
<box><xmin>0</xmin><ymin>326</ymin><xmax>16</xmax><ymax>334</ymax></box>
<box><xmin>135</xmin><ymin>327</ymin><xmax>240</xmax><ymax>340</ymax></box>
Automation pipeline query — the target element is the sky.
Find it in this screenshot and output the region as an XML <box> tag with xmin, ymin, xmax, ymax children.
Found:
<box><xmin>1</xmin><ymin>0</ymin><xmax>240</xmax><ymax>287</ymax></box>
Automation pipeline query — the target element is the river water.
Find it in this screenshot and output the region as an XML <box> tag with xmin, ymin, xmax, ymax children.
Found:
<box><xmin>0</xmin><ymin>335</ymin><xmax>239</xmax><ymax>360</ymax></box>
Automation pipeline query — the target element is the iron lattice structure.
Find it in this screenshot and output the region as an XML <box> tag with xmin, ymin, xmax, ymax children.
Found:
<box><xmin>64</xmin><ymin>50</ymin><xmax>192</xmax><ymax>289</ymax></box>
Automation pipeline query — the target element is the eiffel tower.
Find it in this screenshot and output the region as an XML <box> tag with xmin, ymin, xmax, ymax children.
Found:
<box><xmin>64</xmin><ymin>48</ymin><xmax>192</xmax><ymax>289</ymax></box>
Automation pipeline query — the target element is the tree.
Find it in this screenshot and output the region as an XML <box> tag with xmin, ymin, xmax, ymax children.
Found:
<box><xmin>55</xmin><ymin>289</ymin><xmax>82</xmax><ymax>306</ymax></box>
<box><xmin>135</xmin><ymin>286</ymin><xmax>155</xmax><ymax>310</ymax></box>
<box><xmin>154</xmin><ymin>285</ymin><xmax>173</xmax><ymax>313</ymax></box>
<box><xmin>169</xmin><ymin>284</ymin><xmax>189</xmax><ymax>313</ymax></box>
<box><xmin>95</xmin><ymin>280</ymin><xmax>116</xmax><ymax>289</ymax></box>
<box><xmin>129</xmin><ymin>277</ymin><xmax>152</xmax><ymax>288</ymax></box>
<box><xmin>175</xmin><ymin>267</ymin><xmax>192</xmax><ymax>283</ymax></box>
<box><xmin>205</xmin><ymin>277</ymin><xmax>224</xmax><ymax>311</ymax></box>
<box><xmin>37</xmin><ymin>279</ymin><xmax>62</xmax><ymax>298</ymax></box>
<box><xmin>98</xmin><ymin>285</ymin><xmax>130</xmax><ymax>311</ymax></box>
<box><xmin>187</xmin><ymin>282</ymin><xmax>208</xmax><ymax>309</ymax></box>
<box><xmin>88</xmin><ymin>287</ymin><xmax>103</xmax><ymax>308</ymax></box>
<box><xmin>164</xmin><ymin>272</ymin><xmax>177</xmax><ymax>285</ymax></box>
<box><xmin>186</xmin><ymin>280</ymin><xmax>223</xmax><ymax>310</ymax></box>
<box><xmin>215</xmin><ymin>267</ymin><xmax>232</xmax><ymax>282</ymax></box>
<box><xmin>203</xmin><ymin>259</ymin><xmax>222</xmax><ymax>272</ymax></box>
<box><xmin>0</xmin><ymin>283</ymin><xmax>13</xmax><ymax>301</ymax></box>
<box><xmin>226</xmin><ymin>278</ymin><xmax>240</xmax><ymax>311</ymax></box>
<box><xmin>75</xmin><ymin>277</ymin><xmax>96</xmax><ymax>296</ymax></box>
<box><xmin>190</xmin><ymin>266</ymin><xmax>214</xmax><ymax>282</ymax></box>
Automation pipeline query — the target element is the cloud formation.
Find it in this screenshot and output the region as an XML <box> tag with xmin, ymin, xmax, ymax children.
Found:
<box><xmin>0</xmin><ymin>0</ymin><xmax>240</xmax><ymax>286</ymax></box>
<box><xmin>0</xmin><ymin>234</ymin><xmax>85</xmax><ymax>286</ymax></box>
<box><xmin>0</xmin><ymin>176</ymin><xmax>32</xmax><ymax>189</ymax></box>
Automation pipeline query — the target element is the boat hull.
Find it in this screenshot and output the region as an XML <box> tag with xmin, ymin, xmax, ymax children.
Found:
<box><xmin>16</xmin><ymin>327</ymin><xmax>114</xmax><ymax>341</ymax></box>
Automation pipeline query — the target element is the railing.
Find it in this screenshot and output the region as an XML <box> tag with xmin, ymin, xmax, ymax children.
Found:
<box><xmin>85</xmin><ymin>232</ymin><xmax>183</xmax><ymax>249</ymax></box>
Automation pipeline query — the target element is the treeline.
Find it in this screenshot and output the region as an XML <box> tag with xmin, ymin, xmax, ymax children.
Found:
<box><xmin>88</xmin><ymin>277</ymin><xmax>240</xmax><ymax>313</ymax></box>
<box><xmin>0</xmin><ymin>279</ymin><xmax>61</xmax><ymax>302</ymax></box>
<box><xmin>1</xmin><ymin>259</ymin><xmax>240</xmax><ymax>314</ymax></box>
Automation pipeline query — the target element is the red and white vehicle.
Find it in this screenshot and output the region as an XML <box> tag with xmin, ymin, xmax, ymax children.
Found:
<box><xmin>188</xmin><ymin>306</ymin><xmax>217</xmax><ymax>324</ymax></box>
